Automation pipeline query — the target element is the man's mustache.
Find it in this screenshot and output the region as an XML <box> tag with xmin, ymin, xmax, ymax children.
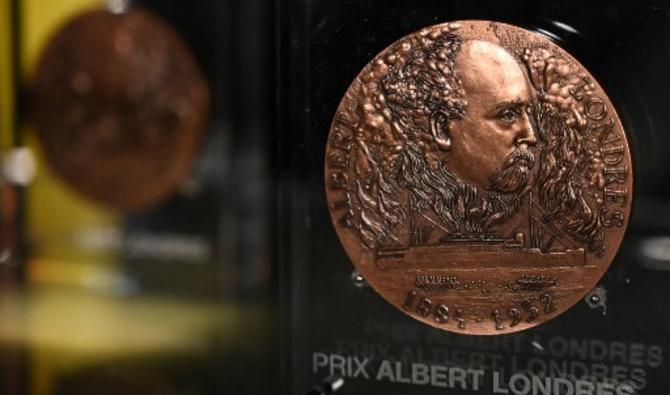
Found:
<box><xmin>503</xmin><ymin>148</ymin><xmax>535</xmax><ymax>169</ymax></box>
<box><xmin>487</xmin><ymin>148</ymin><xmax>535</xmax><ymax>194</ymax></box>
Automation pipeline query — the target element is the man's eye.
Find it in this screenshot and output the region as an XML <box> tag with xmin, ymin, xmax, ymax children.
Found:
<box><xmin>498</xmin><ymin>109</ymin><xmax>518</xmax><ymax>123</ymax></box>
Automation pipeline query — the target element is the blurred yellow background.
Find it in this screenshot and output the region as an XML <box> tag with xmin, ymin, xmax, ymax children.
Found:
<box><xmin>0</xmin><ymin>2</ymin><xmax>267</xmax><ymax>395</ymax></box>
<box><xmin>21</xmin><ymin>0</ymin><xmax>120</xmax><ymax>288</ymax></box>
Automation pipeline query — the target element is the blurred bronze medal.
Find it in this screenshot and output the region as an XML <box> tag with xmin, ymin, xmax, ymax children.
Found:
<box><xmin>32</xmin><ymin>7</ymin><xmax>209</xmax><ymax>211</ymax></box>
<box><xmin>325</xmin><ymin>20</ymin><xmax>632</xmax><ymax>334</ymax></box>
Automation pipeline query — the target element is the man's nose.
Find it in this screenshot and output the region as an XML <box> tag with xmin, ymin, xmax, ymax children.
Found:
<box><xmin>516</xmin><ymin>112</ymin><xmax>537</xmax><ymax>148</ymax></box>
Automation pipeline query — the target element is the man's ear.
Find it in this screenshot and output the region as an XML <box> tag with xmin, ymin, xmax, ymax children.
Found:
<box><xmin>429</xmin><ymin>110</ymin><xmax>451</xmax><ymax>151</ymax></box>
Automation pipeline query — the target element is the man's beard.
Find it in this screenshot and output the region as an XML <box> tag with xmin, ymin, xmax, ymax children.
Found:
<box><xmin>487</xmin><ymin>148</ymin><xmax>535</xmax><ymax>194</ymax></box>
<box><xmin>353</xmin><ymin>142</ymin><xmax>534</xmax><ymax>249</ymax></box>
<box><xmin>399</xmin><ymin>143</ymin><xmax>526</xmax><ymax>235</ymax></box>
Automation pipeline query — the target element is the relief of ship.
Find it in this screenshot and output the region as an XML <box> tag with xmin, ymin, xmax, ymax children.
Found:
<box><xmin>374</xmin><ymin>194</ymin><xmax>586</xmax><ymax>270</ymax></box>
<box><xmin>375</xmin><ymin>232</ymin><xmax>585</xmax><ymax>271</ymax></box>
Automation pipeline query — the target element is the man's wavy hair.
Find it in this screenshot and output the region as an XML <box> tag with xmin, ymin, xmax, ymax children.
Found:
<box><xmin>380</xmin><ymin>31</ymin><xmax>466</xmax><ymax>143</ymax></box>
<box><xmin>353</xmin><ymin>31</ymin><xmax>521</xmax><ymax>250</ymax></box>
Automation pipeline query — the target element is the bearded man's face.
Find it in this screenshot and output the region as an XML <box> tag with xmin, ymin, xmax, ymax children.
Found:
<box><xmin>441</xmin><ymin>40</ymin><xmax>537</xmax><ymax>194</ymax></box>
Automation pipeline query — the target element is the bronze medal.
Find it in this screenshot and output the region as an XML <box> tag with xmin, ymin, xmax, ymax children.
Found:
<box><xmin>325</xmin><ymin>20</ymin><xmax>632</xmax><ymax>334</ymax></box>
<box><xmin>31</xmin><ymin>8</ymin><xmax>209</xmax><ymax>211</ymax></box>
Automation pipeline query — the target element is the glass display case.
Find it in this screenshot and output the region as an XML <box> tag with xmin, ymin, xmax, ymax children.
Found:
<box><xmin>278</xmin><ymin>1</ymin><xmax>670</xmax><ymax>394</ymax></box>
<box><xmin>2</xmin><ymin>1</ymin><xmax>670</xmax><ymax>394</ymax></box>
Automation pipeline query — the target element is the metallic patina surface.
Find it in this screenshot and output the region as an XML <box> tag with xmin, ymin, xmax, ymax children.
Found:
<box><xmin>325</xmin><ymin>21</ymin><xmax>632</xmax><ymax>334</ymax></box>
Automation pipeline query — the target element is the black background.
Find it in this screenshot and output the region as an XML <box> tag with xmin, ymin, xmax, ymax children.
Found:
<box><xmin>279</xmin><ymin>1</ymin><xmax>670</xmax><ymax>394</ymax></box>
